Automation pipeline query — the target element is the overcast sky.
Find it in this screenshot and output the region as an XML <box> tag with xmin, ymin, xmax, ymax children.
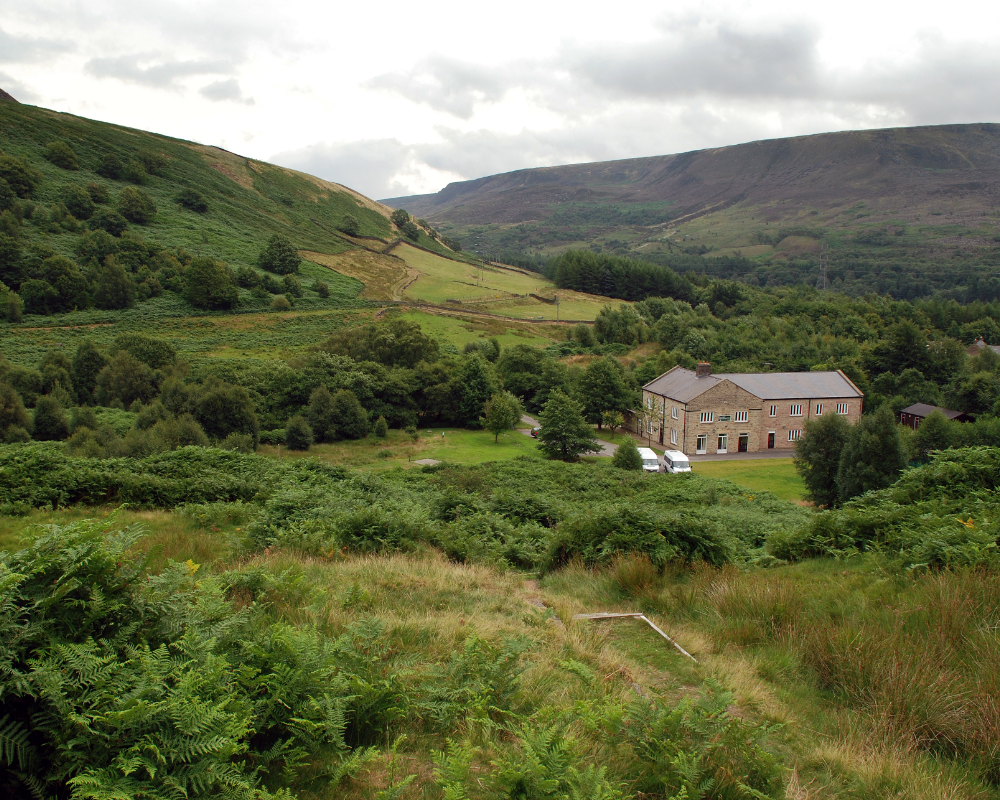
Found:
<box><xmin>3</xmin><ymin>0</ymin><xmax>999</xmax><ymax>199</ymax></box>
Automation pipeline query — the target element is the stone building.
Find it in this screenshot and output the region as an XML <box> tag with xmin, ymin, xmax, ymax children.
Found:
<box><xmin>632</xmin><ymin>363</ymin><xmax>863</xmax><ymax>455</ymax></box>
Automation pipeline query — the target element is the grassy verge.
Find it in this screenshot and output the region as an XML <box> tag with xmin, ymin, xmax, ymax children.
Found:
<box><xmin>691</xmin><ymin>458</ymin><xmax>806</xmax><ymax>502</ymax></box>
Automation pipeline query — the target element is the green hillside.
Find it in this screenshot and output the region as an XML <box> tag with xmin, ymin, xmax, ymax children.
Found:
<box><xmin>385</xmin><ymin>124</ymin><xmax>1000</xmax><ymax>300</ymax></box>
<box><xmin>0</xmin><ymin>101</ymin><xmax>467</xmax><ymax>322</ymax></box>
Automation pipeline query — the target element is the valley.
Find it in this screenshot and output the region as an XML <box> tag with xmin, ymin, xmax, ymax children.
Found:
<box><xmin>3</xmin><ymin>93</ymin><xmax>1000</xmax><ymax>800</ymax></box>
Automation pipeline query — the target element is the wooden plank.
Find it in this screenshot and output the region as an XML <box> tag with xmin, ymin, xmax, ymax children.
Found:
<box><xmin>572</xmin><ymin>611</ymin><xmax>699</xmax><ymax>663</ymax></box>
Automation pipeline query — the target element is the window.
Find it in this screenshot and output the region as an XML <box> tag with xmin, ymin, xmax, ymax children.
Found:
<box><xmin>815</xmin><ymin>403</ymin><xmax>824</xmax><ymax>415</ymax></box>
<box><xmin>788</xmin><ymin>429</ymin><xmax>802</xmax><ymax>441</ymax></box>
<box><xmin>717</xmin><ymin>434</ymin><xmax>728</xmax><ymax>452</ymax></box>
<box><xmin>696</xmin><ymin>434</ymin><xmax>707</xmax><ymax>453</ymax></box>
<box><xmin>769</xmin><ymin>405</ymin><xmax>777</xmax><ymax>417</ymax></box>
<box><xmin>718</xmin><ymin>414</ymin><xmax>731</xmax><ymax>422</ymax></box>
<box><xmin>734</xmin><ymin>411</ymin><xmax>748</xmax><ymax>423</ymax></box>
<box><xmin>837</xmin><ymin>402</ymin><xmax>849</xmax><ymax>415</ymax></box>
<box><xmin>670</xmin><ymin>429</ymin><xmax>677</xmax><ymax>445</ymax></box>
<box><xmin>790</xmin><ymin>404</ymin><xmax>803</xmax><ymax>416</ymax></box>
<box><xmin>700</xmin><ymin>411</ymin><xmax>714</xmax><ymax>423</ymax></box>
<box><xmin>671</xmin><ymin>406</ymin><xmax>678</xmax><ymax>419</ymax></box>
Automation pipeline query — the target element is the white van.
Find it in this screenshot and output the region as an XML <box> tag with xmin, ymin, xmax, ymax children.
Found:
<box><xmin>637</xmin><ymin>447</ymin><xmax>660</xmax><ymax>473</ymax></box>
<box><xmin>663</xmin><ymin>450</ymin><xmax>691</xmax><ymax>473</ymax></box>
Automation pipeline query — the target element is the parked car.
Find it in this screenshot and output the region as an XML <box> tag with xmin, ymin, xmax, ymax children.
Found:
<box><xmin>663</xmin><ymin>449</ymin><xmax>691</xmax><ymax>473</ymax></box>
<box><xmin>637</xmin><ymin>447</ymin><xmax>660</xmax><ymax>473</ymax></box>
<box><xmin>530</xmin><ymin>427</ymin><xmax>541</xmax><ymax>438</ymax></box>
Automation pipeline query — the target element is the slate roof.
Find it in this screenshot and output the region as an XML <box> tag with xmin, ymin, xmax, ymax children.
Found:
<box><xmin>644</xmin><ymin>367</ymin><xmax>862</xmax><ymax>402</ymax></box>
<box><xmin>643</xmin><ymin>367</ymin><xmax>721</xmax><ymax>403</ymax></box>
<box><xmin>900</xmin><ymin>403</ymin><xmax>966</xmax><ymax>420</ymax></box>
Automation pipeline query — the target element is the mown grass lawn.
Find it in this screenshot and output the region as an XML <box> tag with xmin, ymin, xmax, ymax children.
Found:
<box><xmin>691</xmin><ymin>458</ymin><xmax>806</xmax><ymax>502</ymax></box>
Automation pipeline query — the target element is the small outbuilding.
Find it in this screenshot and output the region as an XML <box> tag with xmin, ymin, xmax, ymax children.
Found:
<box><xmin>966</xmin><ymin>338</ymin><xmax>1000</xmax><ymax>357</ymax></box>
<box><xmin>899</xmin><ymin>403</ymin><xmax>970</xmax><ymax>430</ymax></box>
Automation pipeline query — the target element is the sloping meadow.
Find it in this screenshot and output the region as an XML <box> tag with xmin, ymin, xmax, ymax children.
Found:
<box><xmin>0</xmin><ymin>444</ymin><xmax>806</xmax><ymax>569</ymax></box>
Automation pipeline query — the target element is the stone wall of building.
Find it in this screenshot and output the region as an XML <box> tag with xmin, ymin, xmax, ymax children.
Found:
<box><xmin>758</xmin><ymin>396</ymin><xmax>862</xmax><ymax>450</ymax></box>
<box><xmin>682</xmin><ymin>381</ymin><xmax>763</xmax><ymax>454</ymax></box>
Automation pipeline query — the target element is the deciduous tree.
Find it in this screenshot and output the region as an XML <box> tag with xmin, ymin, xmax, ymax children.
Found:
<box><xmin>482</xmin><ymin>391</ymin><xmax>521</xmax><ymax>443</ymax></box>
<box><xmin>537</xmin><ymin>389</ymin><xmax>600</xmax><ymax>461</ymax></box>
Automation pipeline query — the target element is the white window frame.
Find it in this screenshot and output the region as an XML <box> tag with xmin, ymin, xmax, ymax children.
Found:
<box><xmin>837</xmin><ymin>402</ymin><xmax>849</xmax><ymax>415</ymax></box>
<box><xmin>700</xmin><ymin>411</ymin><xmax>714</xmax><ymax>423</ymax></box>
<box><xmin>696</xmin><ymin>434</ymin><xmax>708</xmax><ymax>454</ymax></box>
<box><xmin>670</xmin><ymin>429</ymin><xmax>678</xmax><ymax>445</ymax></box>
<box><xmin>790</xmin><ymin>404</ymin><xmax>804</xmax><ymax>417</ymax></box>
<box><xmin>769</xmin><ymin>405</ymin><xmax>777</xmax><ymax>417</ymax></box>
<box><xmin>788</xmin><ymin>429</ymin><xmax>802</xmax><ymax>441</ymax></box>
<box><xmin>815</xmin><ymin>403</ymin><xmax>824</xmax><ymax>415</ymax></box>
<box><xmin>671</xmin><ymin>406</ymin><xmax>678</xmax><ymax>419</ymax></box>
<box><xmin>734</xmin><ymin>411</ymin><xmax>748</xmax><ymax>423</ymax></box>
<box><xmin>717</xmin><ymin>433</ymin><xmax>728</xmax><ymax>453</ymax></box>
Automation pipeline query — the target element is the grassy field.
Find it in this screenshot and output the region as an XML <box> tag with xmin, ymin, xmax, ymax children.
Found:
<box><xmin>691</xmin><ymin>458</ymin><xmax>806</xmax><ymax>502</ymax></box>
<box><xmin>397</xmin><ymin>309</ymin><xmax>559</xmax><ymax>350</ymax></box>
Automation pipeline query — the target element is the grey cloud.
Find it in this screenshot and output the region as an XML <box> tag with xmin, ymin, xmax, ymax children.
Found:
<box><xmin>0</xmin><ymin>27</ymin><xmax>73</xmax><ymax>64</ymax></box>
<box><xmin>200</xmin><ymin>79</ymin><xmax>254</xmax><ymax>105</ymax></box>
<box><xmin>0</xmin><ymin>71</ymin><xmax>40</xmax><ymax>103</ymax></box>
<box><xmin>85</xmin><ymin>54</ymin><xmax>231</xmax><ymax>88</ymax></box>
<box><xmin>562</xmin><ymin>20</ymin><xmax>822</xmax><ymax>100</ymax></box>
<box><xmin>269</xmin><ymin>139</ymin><xmax>416</xmax><ymax>198</ymax></box>
<box><xmin>365</xmin><ymin>56</ymin><xmax>512</xmax><ymax>118</ymax></box>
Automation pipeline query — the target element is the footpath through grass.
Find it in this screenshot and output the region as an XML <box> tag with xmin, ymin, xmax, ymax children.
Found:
<box><xmin>691</xmin><ymin>458</ymin><xmax>806</xmax><ymax>502</ymax></box>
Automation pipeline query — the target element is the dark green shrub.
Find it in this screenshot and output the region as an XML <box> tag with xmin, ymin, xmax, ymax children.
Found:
<box><xmin>4</xmin><ymin>290</ymin><xmax>22</xmax><ymax>322</ymax></box>
<box><xmin>390</xmin><ymin>208</ymin><xmax>409</xmax><ymax>227</ymax></box>
<box><xmin>257</xmin><ymin>234</ymin><xmax>300</xmax><ymax>275</ymax></box>
<box><xmin>70</xmin><ymin>406</ymin><xmax>99</xmax><ymax>433</ymax></box>
<box><xmin>175</xmin><ymin>187</ymin><xmax>208</xmax><ymax>212</ymax></box>
<box><xmin>136</xmin><ymin>150</ymin><xmax>167</xmax><ymax>175</ymax></box>
<box><xmin>221</xmin><ymin>432</ymin><xmax>256</xmax><ymax>453</ymax></box>
<box><xmin>0</xmin><ymin>178</ymin><xmax>14</xmax><ymax>211</ymax></box>
<box><xmin>89</xmin><ymin>207</ymin><xmax>128</xmax><ymax>236</ymax></box>
<box><xmin>236</xmin><ymin>265</ymin><xmax>261</xmax><ymax>288</ymax></box>
<box><xmin>270</xmin><ymin>294</ymin><xmax>291</xmax><ymax>311</ymax></box>
<box><xmin>32</xmin><ymin>395</ymin><xmax>70</xmax><ymax>440</ymax></box>
<box><xmin>313</xmin><ymin>280</ymin><xmax>330</xmax><ymax>298</ymax></box>
<box><xmin>122</xmin><ymin>159</ymin><xmax>148</xmax><ymax>184</ymax></box>
<box><xmin>95</xmin><ymin>153</ymin><xmax>124</xmax><ymax>180</ymax></box>
<box><xmin>611</xmin><ymin>437</ymin><xmax>642</xmax><ymax>470</ymax></box>
<box><xmin>94</xmin><ymin>351</ymin><xmax>156</xmax><ymax>407</ymax></box>
<box><xmin>109</xmin><ymin>332</ymin><xmax>176</xmax><ymax>369</ymax></box>
<box><xmin>281</xmin><ymin>274</ymin><xmax>303</xmax><ymax>297</ymax></box>
<box><xmin>401</xmin><ymin>221</ymin><xmax>420</xmax><ymax>241</ymax></box>
<box><xmin>20</xmin><ymin>278</ymin><xmax>60</xmax><ymax>315</ymax></box>
<box><xmin>72</xmin><ymin>340</ymin><xmax>108</xmax><ymax>406</ymax></box>
<box><xmin>86</xmin><ymin>182</ymin><xmax>110</xmax><ymax>203</ymax></box>
<box><xmin>333</xmin><ymin>389</ymin><xmax>369</xmax><ymax>439</ymax></box>
<box><xmin>0</xmin><ymin>154</ymin><xmax>41</xmax><ymax>197</ymax></box>
<box><xmin>60</xmin><ymin>184</ymin><xmax>95</xmax><ymax>219</ymax></box>
<box><xmin>306</xmin><ymin>385</ymin><xmax>336</xmax><ymax>442</ymax></box>
<box><xmin>373</xmin><ymin>415</ymin><xmax>388</xmax><ymax>438</ymax></box>
<box><xmin>93</xmin><ymin>257</ymin><xmax>136</xmax><ymax>309</ymax></box>
<box><xmin>285</xmin><ymin>414</ymin><xmax>313</xmax><ymax>450</ymax></box>
<box><xmin>0</xmin><ymin>381</ymin><xmax>31</xmax><ymax>441</ymax></box>
<box><xmin>116</xmin><ymin>186</ymin><xmax>156</xmax><ymax>223</ymax></box>
<box><xmin>183</xmin><ymin>257</ymin><xmax>238</xmax><ymax>310</ymax></box>
<box><xmin>196</xmin><ymin>383</ymin><xmax>259</xmax><ymax>444</ymax></box>
<box><xmin>339</xmin><ymin>214</ymin><xmax>360</xmax><ymax>235</ymax></box>
<box><xmin>44</xmin><ymin>140</ymin><xmax>79</xmax><ymax>170</ymax></box>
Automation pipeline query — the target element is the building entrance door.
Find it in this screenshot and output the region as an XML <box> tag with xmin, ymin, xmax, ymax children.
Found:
<box><xmin>738</xmin><ymin>433</ymin><xmax>749</xmax><ymax>452</ymax></box>
<box><xmin>767</xmin><ymin>432</ymin><xmax>775</xmax><ymax>449</ymax></box>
